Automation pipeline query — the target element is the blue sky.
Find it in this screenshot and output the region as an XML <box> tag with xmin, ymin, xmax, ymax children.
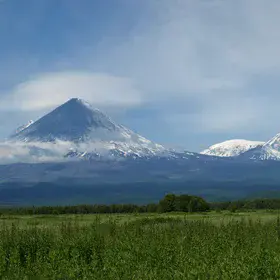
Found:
<box><xmin>1</xmin><ymin>0</ymin><xmax>280</xmax><ymax>151</ymax></box>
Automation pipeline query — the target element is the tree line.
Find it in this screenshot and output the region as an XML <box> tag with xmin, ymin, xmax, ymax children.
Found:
<box><xmin>0</xmin><ymin>194</ymin><xmax>209</xmax><ymax>215</ymax></box>
<box><xmin>2</xmin><ymin>195</ymin><xmax>280</xmax><ymax>215</ymax></box>
<box><xmin>210</xmin><ymin>198</ymin><xmax>280</xmax><ymax>212</ymax></box>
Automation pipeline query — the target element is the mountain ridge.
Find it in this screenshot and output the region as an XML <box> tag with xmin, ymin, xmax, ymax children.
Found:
<box><xmin>201</xmin><ymin>139</ymin><xmax>265</xmax><ymax>157</ymax></box>
<box><xmin>4</xmin><ymin>98</ymin><xmax>191</xmax><ymax>163</ymax></box>
<box><xmin>6</xmin><ymin>97</ymin><xmax>280</xmax><ymax>163</ymax></box>
<box><xmin>2</xmin><ymin>98</ymin><xmax>280</xmax><ymax>205</ymax></box>
<box><xmin>201</xmin><ymin>134</ymin><xmax>280</xmax><ymax>161</ymax></box>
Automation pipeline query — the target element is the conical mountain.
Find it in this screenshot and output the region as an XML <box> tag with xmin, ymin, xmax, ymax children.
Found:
<box><xmin>10</xmin><ymin>98</ymin><xmax>131</xmax><ymax>142</ymax></box>
<box><xmin>8</xmin><ymin>98</ymin><xmax>168</xmax><ymax>161</ymax></box>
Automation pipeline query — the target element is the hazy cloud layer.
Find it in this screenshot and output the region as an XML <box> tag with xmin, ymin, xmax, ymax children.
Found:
<box><xmin>0</xmin><ymin>72</ymin><xmax>142</xmax><ymax>111</ymax></box>
<box><xmin>0</xmin><ymin>141</ymin><xmax>71</xmax><ymax>164</ymax></box>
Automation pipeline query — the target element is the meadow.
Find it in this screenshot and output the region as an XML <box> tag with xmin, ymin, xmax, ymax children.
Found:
<box><xmin>1</xmin><ymin>211</ymin><xmax>280</xmax><ymax>279</ymax></box>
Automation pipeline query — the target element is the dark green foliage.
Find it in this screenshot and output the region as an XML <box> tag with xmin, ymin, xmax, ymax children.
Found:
<box><xmin>0</xmin><ymin>203</ymin><xmax>155</xmax><ymax>215</ymax></box>
<box><xmin>211</xmin><ymin>198</ymin><xmax>280</xmax><ymax>211</ymax></box>
<box><xmin>3</xmin><ymin>196</ymin><xmax>280</xmax><ymax>216</ymax></box>
<box><xmin>158</xmin><ymin>194</ymin><xmax>177</xmax><ymax>212</ymax></box>
<box><xmin>0</xmin><ymin>194</ymin><xmax>209</xmax><ymax>215</ymax></box>
<box><xmin>159</xmin><ymin>194</ymin><xmax>210</xmax><ymax>213</ymax></box>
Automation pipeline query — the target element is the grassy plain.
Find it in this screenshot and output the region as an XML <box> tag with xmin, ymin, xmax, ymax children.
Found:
<box><xmin>0</xmin><ymin>211</ymin><xmax>280</xmax><ymax>279</ymax></box>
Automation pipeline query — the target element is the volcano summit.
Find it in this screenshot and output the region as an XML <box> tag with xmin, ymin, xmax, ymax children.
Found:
<box><xmin>5</xmin><ymin>98</ymin><xmax>173</xmax><ymax>162</ymax></box>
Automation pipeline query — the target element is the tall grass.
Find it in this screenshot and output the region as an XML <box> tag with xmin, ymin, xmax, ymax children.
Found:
<box><xmin>0</xmin><ymin>216</ymin><xmax>280</xmax><ymax>279</ymax></box>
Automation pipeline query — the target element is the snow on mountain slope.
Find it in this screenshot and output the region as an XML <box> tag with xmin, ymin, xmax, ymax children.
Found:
<box><xmin>201</xmin><ymin>135</ymin><xmax>280</xmax><ymax>161</ymax></box>
<box><xmin>263</xmin><ymin>133</ymin><xmax>280</xmax><ymax>151</ymax></box>
<box><xmin>11</xmin><ymin>120</ymin><xmax>34</xmax><ymax>136</ymax></box>
<box><xmin>10</xmin><ymin>98</ymin><xmax>144</xmax><ymax>143</ymax></box>
<box><xmin>201</xmin><ymin>139</ymin><xmax>265</xmax><ymax>157</ymax></box>
<box><xmin>4</xmin><ymin>98</ymin><xmax>192</xmax><ymax>163</ymax></box>
<box><xmin>238</xmin><ymin>133</ymin><xmax>280</xmax><ymax>161</ymax></box>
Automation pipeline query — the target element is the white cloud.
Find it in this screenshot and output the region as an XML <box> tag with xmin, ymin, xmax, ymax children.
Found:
<box><xmin>86</xmin><ymin>0</ymin><xmax>280</xmax><ymax>133</ymax></box>
<box><xmin>89</xmin><ymin>1</ymin><xmax>247</xmax><ymax>96</ymax></box>
<box><xmin>0</xmin><ymin>140</ymin><xmax>79</xmax><ymax>164</ymax></box>
<box><xmin>2</xmin><ymin>0</ymin><xmax>280</xmax><ymax>140</ymax></box>
<box><xmin>0</xmin><ymin>72</ymin><xmax>142</xmax><ymax>111</ymax></box>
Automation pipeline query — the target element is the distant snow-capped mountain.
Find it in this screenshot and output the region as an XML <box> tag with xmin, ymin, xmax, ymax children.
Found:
<box><xmin>4</xmin><ymin>98</ymin><xmax>195</xmax><ymax>163</ymax></box>
<box><xmin>238</xmin><ymin>133</ymin><xmax>280</xmax><ymax>161</ymax></box>
<box><xmin>201</xmin><ymin>139</ymin><xmax>265</xmax><ymax>157</ymax></box>
<box><xmin>201</xmin><ymin>134</ymin><xmax>280</xmax><ymax>161</ymax></box>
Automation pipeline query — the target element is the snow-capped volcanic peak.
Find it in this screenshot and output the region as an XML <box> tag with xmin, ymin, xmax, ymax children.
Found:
<box><xmin>9</xmin><ymin>98</ymin><xmax>154</xmax><ymax>144</ymax></box>
<box><xmin>10</xmin><ymin>98</ymin><xmax>125</xmax><ymax>142</ymax></box>
<box><xmin>201</xmin><ymin>139</ymin><xmax>265</xmax><ymax>157</ymax></box>
<box><xmin>6</xmin><ymin>98</ymin><xmax>169</xmax><ymax>162</ymax></box>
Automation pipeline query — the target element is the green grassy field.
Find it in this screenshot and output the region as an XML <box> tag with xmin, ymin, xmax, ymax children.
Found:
<box><xmin>1</xmin><ymin>211</ymin><xmax>280</xmax><ymax>279</ymax></box>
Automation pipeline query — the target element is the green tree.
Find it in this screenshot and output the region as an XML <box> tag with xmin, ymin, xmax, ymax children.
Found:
<box><xmin>159</xmin><ymin>194</ymin><xmax>177</xmax><ymax>212</ymax></box>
